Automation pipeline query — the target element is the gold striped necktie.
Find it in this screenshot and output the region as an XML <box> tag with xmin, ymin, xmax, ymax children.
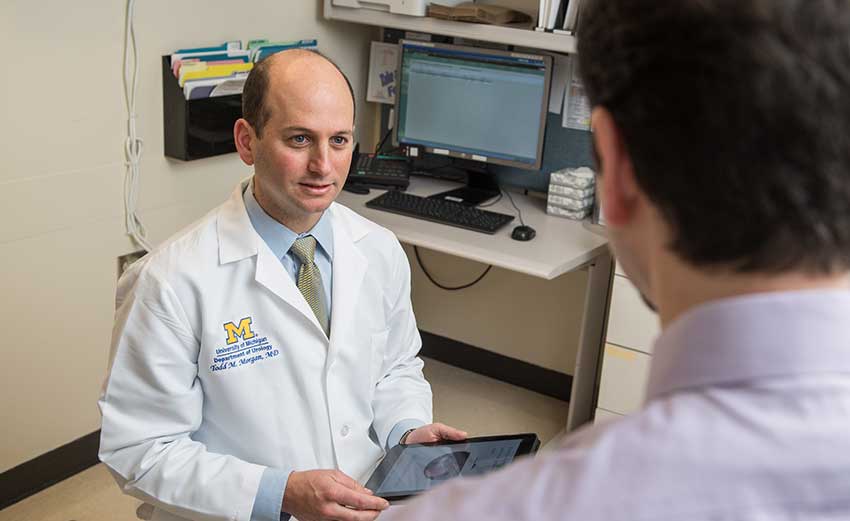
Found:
<box><xmin>290</xmin><ymin>236</ymin><xmax>330</xmax><ymax>336</ymax></box>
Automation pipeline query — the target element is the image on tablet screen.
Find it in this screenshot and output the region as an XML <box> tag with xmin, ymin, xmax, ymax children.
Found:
<box><xmin>423</xmin><ymin>451</ymin><xmax>469</xmax><ymax>480</ymax></box>
<box><xmin>376</xmin><ymin>439</ymin><xmax>522</xmax><ymax>495</ymax></box>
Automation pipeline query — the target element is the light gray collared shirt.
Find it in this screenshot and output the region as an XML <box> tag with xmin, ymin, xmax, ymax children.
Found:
<box><xmin>382</xmin><ymin>289</ymin><xmax>850</xmax><ymax>521</ymax></box>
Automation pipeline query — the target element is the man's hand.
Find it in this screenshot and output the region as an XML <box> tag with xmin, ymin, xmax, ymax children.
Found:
<box><xmin>402</xmin><ymin>422</ymin><xmax>468</xmax><ymax>445</ymax></box>
<box><xmin>282</xmin><ymin>469</ymin><xmax>389</xmax><ymax>521</ymax></box>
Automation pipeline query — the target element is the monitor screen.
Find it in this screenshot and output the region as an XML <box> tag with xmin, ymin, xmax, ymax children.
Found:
<box><xmin>394</xmin><ymin>41</ymin><xmax>552</xmax><ymax>170</ymax></box>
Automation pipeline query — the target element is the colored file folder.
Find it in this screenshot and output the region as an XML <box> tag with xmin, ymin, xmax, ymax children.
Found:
<box><xmin>178</xmin><ymin>62</ymin><xmax>254</xmax><ymax>87</ymax></box>
<box><xmin>170</xmin><ymin>42</ymin><xmax>247</xmax><ymax>67</ymax></box>
<box><xmin>172</xmin><ymin>53</ymin><xmax>250</xmax><ymax>77</ymax></box>
<box><xmin>173</xmin><ymin>41</ymin><xmax>241</xmax><ymax>54</ymax></box>
<box><xmin>184</xmin><ymin>72</ymin><xmax>250</xmax><ymax>99</ymax></box>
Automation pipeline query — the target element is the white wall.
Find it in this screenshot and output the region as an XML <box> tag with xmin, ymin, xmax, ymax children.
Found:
<box><xmin>0</xmin><ymin>0</ymin><xmax>378</xmax><ymax>473</ymax></box>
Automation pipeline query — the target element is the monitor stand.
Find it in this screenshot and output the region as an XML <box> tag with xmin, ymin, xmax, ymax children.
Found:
<box><xmin>427</xmin><ymin>168</ymin><xmax>500</xmax><ymax>207</ymax></box>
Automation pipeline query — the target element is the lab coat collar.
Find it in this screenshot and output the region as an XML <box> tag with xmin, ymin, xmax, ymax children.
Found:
<box><xmin>242</xmin><ymin>178</ymin><xmax>335</xmax><ymax>262</ymax></box>
<box><xmin>220</xmin><ymin>179</ymin><xmax>363</xmax><ymax>264</ymax></box>
<box><xmin>217</xmin><ymin>178</ymin><xmax>370</xmax><ymax>343</ymax></box>
<box><xmin>218</xmin><ymin>179</ymin><xmax>258</xmax><ymax>264</ymax></box>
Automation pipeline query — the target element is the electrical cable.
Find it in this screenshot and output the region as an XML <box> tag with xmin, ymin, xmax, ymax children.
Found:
<box><xmin>413</xmin><ymin>246</ymin><xmax>492</xmax><ymax>291</ymax></box>
<box><xmin>477</xmin><ymin>191</ymin><xmax>503</xmax><ymax>208</ymax></box>
<box><xmin>503</xmin><ymin>188</ymin><xmax>525</xmax><ymax>226</ymax></box>
<box><xmin>122</xmin><ymin>0</ymin><xmax>152</xmax><ymax>252</ymax></box>
<box><xmin>374</xmin><ymin>126</ymin><xmax>393</xmax><ymax>155</ymax></box>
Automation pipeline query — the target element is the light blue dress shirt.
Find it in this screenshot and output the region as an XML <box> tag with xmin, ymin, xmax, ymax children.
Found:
<box><xmin>243</xmin><ymin>182</ymin><xmax>334</xmax><ymax>323</ymax></box>
<box><xmin>243</xmin><ymin>181</ymin><xmax>424</xmax><ymax>521</ymax></box>
<box><xmin>381</xmin><ymin>289</ymin><xmax>850</xmax><ymax>521</ymax></box>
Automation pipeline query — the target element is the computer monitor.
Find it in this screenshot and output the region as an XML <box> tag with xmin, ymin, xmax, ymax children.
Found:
<box><xmin>393</xmin><ymin>40</ymin><xmax>552</xmax><ymax>205</ymax></box>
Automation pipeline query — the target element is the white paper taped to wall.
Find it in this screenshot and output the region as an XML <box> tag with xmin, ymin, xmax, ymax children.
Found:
<box><xmin>367</xmin><ymin>41</ymin><xmax>400</xmax><ymax>104</ymax></box>
<box><xmin>563</xmin><ymin>59</ymin><xmax>592</xmax><ymax>131</ymax></box>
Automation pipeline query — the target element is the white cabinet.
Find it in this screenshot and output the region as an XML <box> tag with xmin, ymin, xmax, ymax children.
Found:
<box><xmin>597</xmin><ymin>344</ymin><xmax>651</xmax><ymax>415</ymax></box>
<box><xmin>606</xmin><ymin>275</ymin><xmax>660</xmax><ymax>355</ymax></box>
<box><xmin>615</xmin><ymin>260</ymin><xmax>626</xmax><ymax>277</ymax></box>
<box><xmin>594</xmin><ymin>270</ymin><xmax>658</xmax><ymax>421</ymax></box>
<box><xmin>593</xmin><ymin>407</ymin><xmax>622</xmax><ymax>424</ymax></box>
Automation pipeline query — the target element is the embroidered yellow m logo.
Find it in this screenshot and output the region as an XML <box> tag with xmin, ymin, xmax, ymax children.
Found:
<box><xmin>223</xmin><ymin>317</ymin><xmax>255</xmax><ymax>345</ymax></box>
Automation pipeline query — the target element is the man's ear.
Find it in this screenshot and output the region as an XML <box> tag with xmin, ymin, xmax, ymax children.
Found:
<box><xmin>234</xmin><ymin>118</ymin><xmax>257</xmax><ymax>166</ymax></box>
<box><xmin>592</xmin><ymin>107</ymin><xmax>639</xmax><ymax>227</ymax></box>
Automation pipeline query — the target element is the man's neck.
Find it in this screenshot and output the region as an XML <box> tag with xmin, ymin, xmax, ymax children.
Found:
<box><xmin>277</xmin><ymin>212</ymin><xmax>322</xmax><ymax>235</ymax></box>
<box><xmin>652</xmin><ymin>254</ymin><xmax>850</xmax><ymax>327</ymax></box>
<box><xmin>253</xmin><ymin>184</ymin><xmax>322</xmax><ymax>234</ymax></box>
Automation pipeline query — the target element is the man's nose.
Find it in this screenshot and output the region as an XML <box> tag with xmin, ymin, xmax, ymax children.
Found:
<box><xmin>308</xmin><ymin>143</ymin><xmax>333</xmax><ymax>176</ymax></box>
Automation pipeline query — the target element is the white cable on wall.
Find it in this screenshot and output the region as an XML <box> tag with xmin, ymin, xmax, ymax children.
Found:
<box><xmin>123</xmin><ymin>0</ymin><xmax>152</xmax><ymax>252</ymax></box>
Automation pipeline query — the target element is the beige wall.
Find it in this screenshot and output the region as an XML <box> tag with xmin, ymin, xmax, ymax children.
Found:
<box><xmin>0</xmin><ymin>0</ymin><xmax>378</xmax><ymax>473</ymax></box>
<box><xmin>405</xmin><ymin>245</ymin><xmax>586</xmax><ymax>374</ymax></box>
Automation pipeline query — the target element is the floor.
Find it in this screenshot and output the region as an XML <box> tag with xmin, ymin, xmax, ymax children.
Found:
<box><xmin>1</xmin><ymin>358</ymin><xmax>569</xmax><ymax>521</ymax></box>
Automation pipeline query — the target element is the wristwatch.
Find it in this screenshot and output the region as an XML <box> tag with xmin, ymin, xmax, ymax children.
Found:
<box><xmin>399</xmin><ymin>428</ymin><xmax>416</xmax><ymax>445</ymax></box>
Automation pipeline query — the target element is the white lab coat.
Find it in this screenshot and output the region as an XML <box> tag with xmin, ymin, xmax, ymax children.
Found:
<box><xmin>98</xmin><ymin>179</ymin><xmax>433</xmax><ymax>521</ymax></box>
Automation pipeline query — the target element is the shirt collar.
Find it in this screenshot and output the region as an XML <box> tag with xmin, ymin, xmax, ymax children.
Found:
<box><xmin>646</xmin><ymin>288</ymin><xmax>850</xmax><ymax>402</ymax></box>
<box><xmin>243</xmin><ymin>178</ymin><xmax>334</xmax><ymax>261</ymax></box>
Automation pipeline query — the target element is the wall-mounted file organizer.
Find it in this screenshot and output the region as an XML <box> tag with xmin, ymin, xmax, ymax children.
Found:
<box><xmin>162</xmin><ymin>56</ymin><xmax>242</xmax><ymax>161</ymax></box>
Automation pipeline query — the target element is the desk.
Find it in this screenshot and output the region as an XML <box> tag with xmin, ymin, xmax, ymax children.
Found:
<box><xmin>337</xmin><ymin>176</ymin><xmax>613</xmax><ymax>430</ymax></box>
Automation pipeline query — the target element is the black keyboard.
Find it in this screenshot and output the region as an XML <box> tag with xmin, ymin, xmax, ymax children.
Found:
<box><xmin>366</xmin><ymin>190</ymin><xmax>514</xmax><ymax>234</ymax></box>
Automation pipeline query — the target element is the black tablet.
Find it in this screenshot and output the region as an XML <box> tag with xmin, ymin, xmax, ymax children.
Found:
<box><xmin>365</xmin><ymin>433</ymin><xmax>540</xmax><ymax>500</ymax></box>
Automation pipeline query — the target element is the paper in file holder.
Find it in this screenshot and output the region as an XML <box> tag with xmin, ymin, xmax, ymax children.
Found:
<box><xmin>162</xmin><ymin>55</ymin><xmax>241</xmax><ymax>161</ymax></box>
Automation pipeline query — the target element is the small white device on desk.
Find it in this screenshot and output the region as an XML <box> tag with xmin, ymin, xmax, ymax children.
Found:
<box><xmin>332</xmin><ymin>0</ymin><xmax>466</xmax><ymax>17</ymax></box>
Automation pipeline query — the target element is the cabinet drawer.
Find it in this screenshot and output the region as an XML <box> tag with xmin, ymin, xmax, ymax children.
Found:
<box><xmin>606</xmin><ymin>274</ymin><xmax>660</xmax><ymax>354</ymax></box>
<box><xmin>597</xmin><ymin>343</ymin><xmax>651</xmax><ymax>415</ymax></box>
<box><xmin>615</xmin><ymin>260</ymin><xmax>626</xmax><ymax>277</ymax></box>
<box><xmin>593</xmin><ymin>407</ymin><xmax>622</xmax><ymax>424</ymax></box>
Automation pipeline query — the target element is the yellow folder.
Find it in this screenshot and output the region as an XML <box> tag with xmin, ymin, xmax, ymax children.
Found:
<box><xmin>179</xmin><ymin>62</ymin><xmax>253</xmax><ymax>87</ymax></box>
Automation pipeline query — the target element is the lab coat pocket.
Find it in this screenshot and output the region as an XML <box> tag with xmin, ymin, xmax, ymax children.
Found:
<box><xmin>370</xmin><ymin>328</ymin><xmax>390</xmax><ymax>385</ymax></box>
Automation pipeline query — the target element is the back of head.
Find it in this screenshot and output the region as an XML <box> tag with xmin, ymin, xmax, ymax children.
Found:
<box><xmin>578</xmin><ymin>0</ymin><xmax>850</xmax><ymax>274</ymax></box>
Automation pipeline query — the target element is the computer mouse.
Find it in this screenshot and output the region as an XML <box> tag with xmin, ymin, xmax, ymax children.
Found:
<box><xmin>343</xmin><ymin>184</ymin><xmax>371</xmax><ymax>195</ymax></box>
<box><xmin>511</xmin><ymin>225</ymin><xmax>536</xmax><ymax>241</ymax></box>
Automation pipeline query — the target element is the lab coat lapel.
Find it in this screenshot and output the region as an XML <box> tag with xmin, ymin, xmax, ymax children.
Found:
<box><xmin>255</xmin><ymin>242</ymin><xmax>328</xmax><ymax>340</ymax></box>
<box><xmin>218</xmin><ymin>178</ymin><xmax>327</xmax><ymax>340</ymax></box>
<box><xmin>218</xmin><ymin>180</ymin><xmax>256</xmax><ymax>264</ymax></box>
<box><xmin>327</xmin><ymin>205</ymin><xmax>368</xmax><ymax>363</ymax></box>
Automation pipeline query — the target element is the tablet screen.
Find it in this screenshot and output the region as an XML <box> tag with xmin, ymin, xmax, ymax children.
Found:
<box><xmin>366</xmin><ymin>434</ymin><xmax>538</xmax><ymax>499</ymax></box>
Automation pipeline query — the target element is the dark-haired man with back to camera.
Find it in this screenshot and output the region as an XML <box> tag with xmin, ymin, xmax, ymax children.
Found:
<box><xmin>98</xmin><ymin>49</ymin><xmax>466</xmax><ymax>521</ymax></box>
<box><xmin>380</xmin><ymin>1</ymin><xmax>850</xmax><ymax>520</ymax></box>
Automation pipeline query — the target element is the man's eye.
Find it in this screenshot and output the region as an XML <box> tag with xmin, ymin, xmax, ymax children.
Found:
<box><xmin>290</xmin><ymin>135</ymin><xmax>309</xmax><ymax>145</ymax></box>
<box><xmin>331</xmin><ymin>136</ymin><xmax>349</xmax><ymax>146</ymax></box>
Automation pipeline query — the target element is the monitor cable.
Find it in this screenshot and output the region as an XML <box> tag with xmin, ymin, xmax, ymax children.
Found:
<box><xmin>374</xmin><ymin>126</ymin><xmax>393</xmax><ymax>155</ymax></box>
<box><xmin>413</xmin><ymin>246</ymin><xmax>492</xmax><ymax>291</ymax></box>
<box><xmin>477</xmin><ymin>191</ymin><xmax>503</xmax><ymax>208</ymax></box>
<box><xmin>503</xmin><ymin>188</ymin><xmax>525</xmax><ymax>226</ymax></box>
